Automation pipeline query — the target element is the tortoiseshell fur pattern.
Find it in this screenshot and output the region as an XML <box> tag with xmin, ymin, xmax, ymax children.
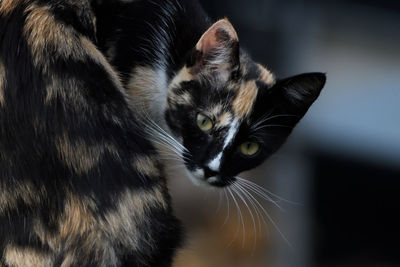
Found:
<box><xmin>0</xmin><ymin>1</ymin><xmax>181</xmax><ymax>266</ymax></box>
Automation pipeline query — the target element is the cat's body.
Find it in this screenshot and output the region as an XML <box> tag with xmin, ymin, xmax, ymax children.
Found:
<box><xmin>93</xmin><ymin>0</ymin><xmax>210</xmax><ymax>126</ymax></box>
<box><xmin>93</xmin><ymin>0</ymin><xmax>326</xmax><ymax>187</ymax></box>
<box><xmin>0</xmin><ymin>0</ymin><xmax>325</xmax><ymax>266</ymax></box>
<box><xmin>0</xmin><ymin>1</ymin><xmax>180</xmax><ymax>266</ymax></box>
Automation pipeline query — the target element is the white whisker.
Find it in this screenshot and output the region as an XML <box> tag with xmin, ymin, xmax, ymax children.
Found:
<box><xmin>236</xmin><ymin>181</ymin><xmax>292</xmax><ymax>248</ymax></box>
<box><xmin>228</xmin><ymin>187</ymin><xmax>245</xmax><ymax>248</ymax></box>
<box><xmin>226</xmin><ymin>187</ymin><xmax>241</xmax><ymax>247</ymax></box>
<box><xmin>135</xmin><ymin>106</ymin><xmax>190</xmax><ymax>163</ymax></box>
<box><xmin>252</xmin><ymin>124</ymin><xmax>293</xmax><ymax>132</ymax></box>
<box><xmin>232</xmin><ymin>183</ymin><xmax>257</xmax><ymax>252</ymax></box>
<box><xmin>239</xmin><ymin>181</ymin><xmax>286</xmax><ymax>213</ymax></box>
<box><xmin>252</xmin><ymin>114</ymin><xmax>299</xmax><ymax>129</ymax></box>
<box><xmin>237</xmin><ymin>177</ymin><xmax>300</xmax><ymax>205</ymax></box>
<box><xmin>235</xmin><ymin>182</ymin><xmax>265</xmax><ymax>233</ymax></box>
<box><xmin>221</xmin><ymin>189</ymin><xmax>230</xmax><ymax>228</ymax></box>
<box><xmin>216</xmin><ymin>191</ymin><xmax>223</xmax><ymax>215</ymax></box>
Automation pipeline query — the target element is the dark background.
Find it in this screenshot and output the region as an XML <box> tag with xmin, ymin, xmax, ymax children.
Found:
<box><xmin>171</xmin><ymin>1</ymin><xmax>400</xmax><ymax>266</ymax></box>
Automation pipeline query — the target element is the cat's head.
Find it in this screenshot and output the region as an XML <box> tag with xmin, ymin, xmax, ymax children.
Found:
<box><xmin>165</xmin><ymin>19</ymin><xmax>325</xmax><ymax>187</ymax></box>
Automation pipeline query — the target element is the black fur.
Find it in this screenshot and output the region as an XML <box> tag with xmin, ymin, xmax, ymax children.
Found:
<box><xmin>92</xmin><ymin>0</ymin><xmax>211</xmax><ymax>81</ymax></box>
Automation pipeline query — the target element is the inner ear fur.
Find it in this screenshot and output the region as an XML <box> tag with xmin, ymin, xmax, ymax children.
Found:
<box><xmin>190</xmin><ymin>18</ymin><xmax>240</xmax><ymax>73</ymax></box>
<box><xmin>195</xmin><ymin>18</ymin><xmax>238</xmax><ymax>54</ymax></box>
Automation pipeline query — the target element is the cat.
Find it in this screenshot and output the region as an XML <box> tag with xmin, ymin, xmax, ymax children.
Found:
<box><xmin>0</xmin><ymin>0</ymin><xmax>180</xmax><ymax>266</ymax></box>
<box><xmin>93</xmin><ymin>0</ymin><xmax>326</xmax><ymax>187</ymax></box>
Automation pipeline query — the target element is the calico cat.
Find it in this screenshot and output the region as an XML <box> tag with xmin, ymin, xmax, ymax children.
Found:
<box><xmin>0</xmin><ymin>0</ymin><xmax>180</xmax><ymax>266</ymax></box>
<box><xmin>93</xmin><ymin>0</ymin><xmax>326</xmax><ymax>187</ymax></box>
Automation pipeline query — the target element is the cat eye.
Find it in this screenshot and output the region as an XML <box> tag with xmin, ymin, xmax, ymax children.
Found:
<box><xmin>196</xmin><ymin>113</ymin><xmax>213</xmax><ymax>132</ymax></box>
<box><xmin>240</xmin><ymin>142</ymin><xmax>260</xmax><ymax>157</ymax></box>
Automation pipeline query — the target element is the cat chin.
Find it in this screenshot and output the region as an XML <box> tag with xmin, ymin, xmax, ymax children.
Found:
<box><xmin>185</xmin><ymin>168</ymin><xmax>211</xmax><ymax>188</ymax></box>
<box><xmin>183</xmin><ymin>168</ymin><xmax>217</xmax><ymax>188</ymax></box>
<box><xmin>185</xmin><ymin>168</ymin><xmax>231</xmax><ymax>188</ymax></box>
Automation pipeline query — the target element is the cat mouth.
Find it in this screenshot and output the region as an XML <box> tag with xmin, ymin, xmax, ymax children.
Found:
<box><xmin>186</xmin><ymin>167</ymin><xmax>233</xmax><ymax>187</ymax></box>
<box><xmin>181</xmin><ymin>153</ymin><xmax>234</xmax><ymax>187</ymax></box>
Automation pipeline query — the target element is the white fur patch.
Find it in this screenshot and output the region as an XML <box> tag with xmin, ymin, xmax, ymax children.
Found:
<box><xmin>126</xmin><ymin>66</ymin><xmax>167</xmax><ymax>124</ymax></box>
<box><xmin>207</xmin><ymin>176</ymin><xmax>218</xmax><ymax>184</ymax></box>
<box><xmin>208</xmin><ymin>153</ymin><xmax>222</xmax><ymax>172</ymax></box>
<box><xmin>192</xmin><ymin>168</ymin><xmax>205</xmax><ymax>178</ymax></box>
<box><xmin>223</xmin><ymin>118</ymin><xmax>240</xmax><ymax>150</ymax></box>
<box><xmin>207</xmin><ymin>118</ymin><xmax>240</xmax><ymax>171</ymax></box>
<box><xmin>186</xmin><ymin>168</ymin><xmax>208</xmax><ymax>187</ymax></box>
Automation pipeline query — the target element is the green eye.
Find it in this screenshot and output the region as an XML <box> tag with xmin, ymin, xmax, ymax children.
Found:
<box><xmin>197</xmin><ymin>113</ymin><xmax>213</xmax><ymax>132</ymax></box>
<box><xmin>240</xmin><ymin>142</ymin><xmax>260</xmax><ymax>156</ymax></box>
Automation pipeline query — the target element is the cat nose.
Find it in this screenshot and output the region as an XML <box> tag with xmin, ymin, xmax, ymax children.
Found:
<box><xmin>203</xmin><ymin>166</ymin><xmax>218</xmax><ymax>178</ymax></box>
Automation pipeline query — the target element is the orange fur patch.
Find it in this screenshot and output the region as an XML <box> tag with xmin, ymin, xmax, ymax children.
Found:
<box><xmin>32</xmin><ymin>193</ymin><xmax>118</xmax><ymax>266</ymax></box>
<box><xmin>132</xmin><ymin>155</ymin><xmax>160</xmax><ymax>178</ymax></box>
<box><xmin>257</xmin><ymin>64</ymin><xmax>275</xmax><ymax>86</ymax></box>
<box><xmin>55</xmin><ymin>134</ymin><xmax>119</xmax><ymax>175</ymax></box>
<box><xmin>4</xmin><ymin>245</ymin><xmax>54</xmax><ymax>267</ymax></box>
<box><xmin>232</xmin><ymin>80</ymin><xmax>258</xmax><ymax>118</ymax></box>
<box><xmin>58</xmin><ymin>194</ymin><xmax>118</xmax><ymax>266</ymax></box>
<box><xmin>101</xmin><ymin>186</ymin><xmax>167</xmax><ymax>248</ymax></box>
<box><xmin>216</xmin><ymin>112</ymin><xmax>232</xmax><ymax>128</ymax></box>
<box><xmin>23</xmin><ymin>4</ymin><xmax>81</xmax><ymax>66</ymax></box>
<box><xmin>59</xmin><ymin>194</ymin><xmax>96</xmax><ymax>242</ymax></box>
<box><xmin>169</xmin><ymin>66</ymin><xmax>193</xmax><ymax>89</ymax></box>
<box><xmin>0</xmin><ymin>0</ymin><xmax>26</xmax><ymax>15</ymax></box>
<box><xmin>0</xmin><ymin>181</ymin><xmax>45</xmax><ymax>213</ymax></box>
<box><xmin>22</xmin><ymin>4</ymin><xmax>114</xmax><ymax>84</ymax></box>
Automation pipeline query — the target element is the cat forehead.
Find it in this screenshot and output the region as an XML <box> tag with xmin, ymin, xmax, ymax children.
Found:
<box><xmin>230</xmin><ymin>62</ymin><xmax>275</xmax><ymax>118</ymax></box>
<box><xmin>169</xmin><ymin>62</ymin><xmax>275</xmax><ymax>119</ymax></box>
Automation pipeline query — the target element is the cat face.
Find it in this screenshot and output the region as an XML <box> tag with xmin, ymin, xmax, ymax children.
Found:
<box><xmin>165</xmin><ymin>19</ymin><xmax>325</xmax><ymax>187</ymax></box>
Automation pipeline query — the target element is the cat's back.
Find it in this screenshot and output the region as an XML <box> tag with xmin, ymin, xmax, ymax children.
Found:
<box><xmin>94</xmin><ymin>0</ymin><xmax>210</xmax><ymax>77</ymax></box>
<box><xmin>0</xmin><ymin>1</ymin><xmax>180</xmax><ymax>266</ymax></box>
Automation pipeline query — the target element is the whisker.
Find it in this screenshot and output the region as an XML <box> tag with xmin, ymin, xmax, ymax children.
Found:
<box><xmin>144</xmin><ymin>129</ymin><xmax>188</xmax><ymax>160</ymax></box>
<box><xmin>157</xmin><ymin>150</ymin><xmax>190</xmax><ymax>162</ymax></box>
<box><xmin>252</xmin><ymin>114</ymin><xmax>299</xmax><ymax>129</ymax></box>
<box><xmin>232</xmin><ymin>183</ymin><xmax>257</xmax><ymax>253</ymax></box>
<box><xmin>251</xmin><ymin>110</ymin><xmax>274</xmax><ymax>128</ymax></box>
<box><xmin>252</xmin><ymin>124</ymin><xmax>293</xmax><ymax>132</ymax></box>
<box><xmin>235</xmin><ymin>182</ymin><xmax>265</xmax><ymax>233</ymax></box>
<box><xmin>145</xmin><ymin>116</ymin><xmax>187</xmax><ymax>152</ymax></box>
<box><xmin>216</xmin><ymin>191</ymin><xmax>223</xmax><ymax>215</ymax></box>
<box><xmin>238</xmin><ymin>183</ymin><xmax>293</xmax><ymax>249</ymax></box>
<box><xmin>148</xmin><ymin>138</ymin><xmax>183</xmax><ymax>157</ymax></box>
<box><xmin>135</xmin><ymin>107</ymin><xmax>190</xmax><ymax>160</ymax></box>
<box><xmin>221</xmin><ymin>189</ymin><xmax>230</xmax><ymax>229</ymax></box>
<box><xmin>237</xmin><ymin>177</ymin><xmax>300</xmax><ymax>205</ymax></box>
<box><xmin>164</xmin><ymin>163</ymin><xmax>186</xmax><ymax>170</ymax></box>
<box><xmin>157</xmin><ymin>150</ymin><xmax>183</xmax><ymax>159</ymax></box>
<box><xmin>232</xmin><ymin>184</ymin><xmax>256</xmax><ymax>234</ymax></box>
<box><xmin>239</xmin><ymin>181</ymin><xmax>286</xmax><ymax>213</ymax></box>
<box><xmin>157</xmin><ymin>155</ymin><xmax>182</xmax><ymax>162</ymax></box>
<box><xmin>236</xmin><ymin>183</ymin><xmax>269</xmax><ymax>235</ymax></box>
<box><xmin>228</xmin><ymin>187</ymin><xmax>246</xmax><ymax>248</ymax></box>
<box><xmin>226</xmin><ymin>187</ymin><xmax>241</xmax><ymax>247</ymax></box>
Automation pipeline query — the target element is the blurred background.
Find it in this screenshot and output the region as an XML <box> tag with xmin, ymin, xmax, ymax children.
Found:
<box><xmin>169</xmin><ymin>0</ymin><xmax>400</xmax><ymax>266</ymax></box>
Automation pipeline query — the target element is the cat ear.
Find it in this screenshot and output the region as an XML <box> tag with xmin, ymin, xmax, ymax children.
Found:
<box><xmin>190</xmin><ymin>19</ymin><xmax>239</xmax><ymax>73</ymax></box>
<box><xmin>272</xmin><ymin>72</ymin><xmax>326</xmax><ymax>115</ymax></box>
